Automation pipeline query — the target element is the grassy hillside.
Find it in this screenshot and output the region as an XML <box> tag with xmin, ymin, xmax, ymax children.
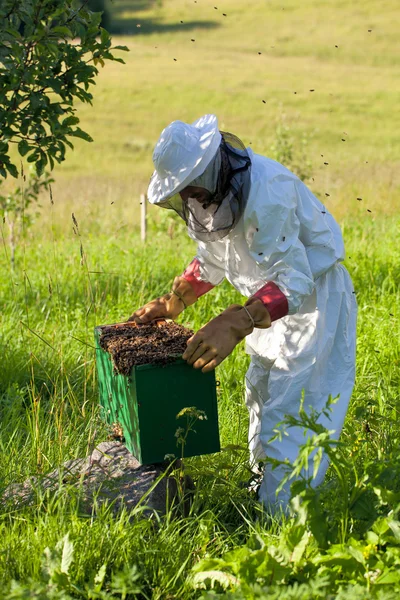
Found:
<box><xmin>3</xmin><ymin>0</ymin><xmax>399</xmax><ymax>234</ymax></box>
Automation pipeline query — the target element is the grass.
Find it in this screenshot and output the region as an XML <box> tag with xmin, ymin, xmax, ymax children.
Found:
<box><xmin>3</xmin><ymin>0</ymin><xmax>399</xmax><ymax>229</ymax></box>
<box><xmin>1</xmin><ymin>0</ymin><xmax>400</xmax><ymax>597</ymax></box>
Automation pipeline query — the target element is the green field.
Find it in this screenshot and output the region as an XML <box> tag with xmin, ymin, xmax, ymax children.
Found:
<box><xmin>1</xmin><ymin>0</ymin><xmax>400</xmax><ymax>598</ymax></box>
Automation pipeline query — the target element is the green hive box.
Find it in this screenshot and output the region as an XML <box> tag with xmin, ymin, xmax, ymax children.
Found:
<box><xmin>95</xmin><ymin>326</ymin><xmax>220</xmax><ymax>464</ymax></box>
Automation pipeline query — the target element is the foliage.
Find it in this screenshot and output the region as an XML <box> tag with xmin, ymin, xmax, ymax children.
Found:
<box><xmin>175</xmin><ymin>406</ymin><xmax>208</xmax><ymax>460</ymax></box>
<box><xmin>5</xmin><ymin>533</ymin><xmax>144</xmax><ymax>599</ymax></box>
<box><xmin>87</xmin><ymin>0</ymin><xmax>111</xmax><ymax>30</ymax></box>
<box><xmin>192</xmin><ymin>399</ymin><xmax>400</xmax><ymax>598</ymax></box>
<box><xmin>0</xmin><ymin>0</ymin><xmax>128</xmax><ymax>178</ymax></box>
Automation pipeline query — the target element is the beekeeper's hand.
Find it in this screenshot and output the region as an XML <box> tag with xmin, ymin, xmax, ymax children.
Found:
<box><xmin>128</xmin><ymin>276</ymin><xmax>198</xmax><ymax>324</ymax></box>
<box><xmin>183</xmin><ymin>300</ymin><xmax>271</xmax><ymax>372</ymax></box>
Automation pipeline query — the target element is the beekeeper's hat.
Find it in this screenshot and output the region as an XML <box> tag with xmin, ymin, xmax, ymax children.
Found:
<box><xmin>147</xmin><ymin>114</ymin><xmax>221</xmax><ymax>205</ymax></box>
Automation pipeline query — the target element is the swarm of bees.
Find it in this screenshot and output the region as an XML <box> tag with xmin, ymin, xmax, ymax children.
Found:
<box><xmin>162</xmin><ymin>2</ymin><xmax>373</xmax><ymax>215</ymax></box>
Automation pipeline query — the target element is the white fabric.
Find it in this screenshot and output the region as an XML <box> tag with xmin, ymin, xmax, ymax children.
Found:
<box><xmin>191</xmin><ymin>150</ymin><xmax>357</xmax><ymax>510</ymax></box>
<box><xmin>148</xmin><ymin>114</ymin><xmax>221</xmax><ymax>205</ymax></box>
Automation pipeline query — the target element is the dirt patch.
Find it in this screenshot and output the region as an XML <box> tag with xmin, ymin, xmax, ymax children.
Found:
<box><xmin>99</xmin><ymin>321</ymin><xmax>193</xmax><ymax>375</ymax></box>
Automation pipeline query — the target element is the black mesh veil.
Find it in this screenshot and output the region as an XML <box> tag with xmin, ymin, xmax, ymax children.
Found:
<box><xmin>158</xmin><ymin>132</ymin><xmax>252</xmax><ymax>242</ymax></box>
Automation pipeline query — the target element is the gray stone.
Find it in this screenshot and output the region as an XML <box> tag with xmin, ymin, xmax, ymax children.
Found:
<box><xmin>2</xmin><ymin>441</ymin><xmax>194</xmax><ymax>516</ymax></box>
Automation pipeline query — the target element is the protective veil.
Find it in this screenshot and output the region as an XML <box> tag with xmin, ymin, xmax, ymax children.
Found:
<box><xmin>162</xmin><ymin>132</ymin><xmax>252</xmax><ymax>242</ymax></box>
<box><xmin>186</xmin><ymin>150</ymin><xmax>357</xmax><ymax>510</ymax></box>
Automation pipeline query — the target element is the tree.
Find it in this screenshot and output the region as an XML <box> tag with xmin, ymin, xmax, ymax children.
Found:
<box><xmin>0</xmin><ymin>0</ymin><xmax>128</xmax><ymax>179</ymax></box>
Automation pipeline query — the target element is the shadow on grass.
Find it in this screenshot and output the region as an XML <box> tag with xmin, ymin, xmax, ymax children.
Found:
<box><xmin>101</xmin><ymin>0</ymin><xmax>219</xmax><ymax>35</ymax></box>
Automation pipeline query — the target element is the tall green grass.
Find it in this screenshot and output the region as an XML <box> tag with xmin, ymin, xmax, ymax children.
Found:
<box><xmin>1</xmin><ymin>214</ymin><xmax>400</xmax><ymax>597</ymax></box>
<box><xmin>1</xmin><ymin>0</ymin><xmax>400</xmax><ymax>597</ymax></box>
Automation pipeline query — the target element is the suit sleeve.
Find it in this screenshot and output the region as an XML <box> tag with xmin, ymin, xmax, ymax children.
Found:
<box><xmin>244</xmin><ymin>175</ymin><xmax>315</xmax><ymax>319</ymax></box>
<box><xmin>181</xmin><ymin>241</ymin><xmax>225</xmax><ymax>298</ymax></box>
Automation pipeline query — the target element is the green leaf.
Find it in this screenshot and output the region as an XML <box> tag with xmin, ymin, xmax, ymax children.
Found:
<box><xmin>62</xmin><ymin>116</ymin><xmax>80</xmax><ymax>127</ymax></box>
<box><xmin>191</xmin><ymin>570</ymin><xmax>240</xmax><ymax>590</ymax></box>
<box><xmin>52</xmin><ymin>26</ymin><xmax>73</xmax><ymax>38</ymax></box>
<box><xmin>94</xmin><ymin>563</ymin><xmax>107</xmax><ymax>589</ymax></box>
<box><xmin>376</xmin><ymin>569</ymin><xmax>400</xmax><ymax>585</ymax></box>
<box><xmin>5</xmin><ymin>162</ymin><xmax>18</xmax><ymax>178</ymax></box>
<box><xmin>61</xmin><ymin>534</ymin><xmax>74</xmax><ymax>574</ymax></box>
<box><xmin>36</xmin><ymin>159</ymin><xmax>45</xmax><ymax>176</ymax></box>
<box><xmin>290</xmin><ymin>531</ymin><xmax>310</xmax><ymax>566</ymax></box>
<box><xmin>388</xmin><ymin>519</ymin><xmax>400</xmax><ymax>542</ymax></box>
<box><xmin>373</xmin><ymin>517</ymin><xmax>390</xmax><ymax>536</ymax></box>
<box><xmin>18</xmin><ymin>140</ymin><xmax>30</xmax><ymax>157</ymax></box>
<box><xmin>27</xmin><ymin>150</ymin><xmax>39</xmax><ymax>163</ymax></box>
<box><xmin>100</xmin><ymin>28</ymin><xmax>110</xmax><ymax>45</ymax></box>
<box><xmin>70</xmin><ymin>128</ymin><xmax>93</xmax><ymax>143</ymax></box>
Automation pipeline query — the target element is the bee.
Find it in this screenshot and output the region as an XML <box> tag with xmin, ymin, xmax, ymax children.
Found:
<box><xmin>282</xmin><ymin>236</ymin><xmax>286</xmax><ymax>241</ymax></box>
<box><xmin>310</xmin><ymin>89</ymin><xmax>315</xmax><ymax>92</ymax></box>
<box><xmin>174</xmin><ymin>58</ymin><xmax>177</xmax><ymax>61</ymax></box>
<box><xmin>262</xmin><ymin>100</ymin><xmax>266</xmax><ymax>103</ymax></box>
<box><xmin>364</xmin><ymin>422</ymin><xmax>372</xmax><ymax>434</ymax></box>
<box><xmin>357</xmin><ymin>197</ymin><xmax>362</xmax><ymax>201</ymax></box>
<box><xmin>324</xmin><ymin>162</ymin><xmax>329</xmax><ymax>165</ymax></box>
<box><xmin>258</xmin><ymin>252</ymin><xmax>263</xmax><ymax>256</ymax></box>
<box><xmin>367</xmin><ymin>209</ymin><xmax>372</xmax><ymax>213</ymax></box>
<box><xmin>341</xmin><ymin>138</ymin><xmax>346</xmax><ymax>141</ymax></box>
<box><xmin>325</xmin><ymin>193</ymin><xmax>330</xmax><ymax>197</ymax></box>
<box><xmin>191</xmin><ymin>39</ymin><xmax>195</xmax><ymax>42</ymax></box>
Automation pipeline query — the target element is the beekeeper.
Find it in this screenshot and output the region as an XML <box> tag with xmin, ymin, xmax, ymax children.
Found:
<box><xmin>130</xmin><ymin>114</ymin><xmax>357</xmax><ymax>510</ymax></box>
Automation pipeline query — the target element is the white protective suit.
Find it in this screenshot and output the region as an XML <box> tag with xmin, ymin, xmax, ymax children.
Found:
<box><xmin>190</xmin><ymin>150</ymin><xmax>357</xmax><ymax>508</ymax></box>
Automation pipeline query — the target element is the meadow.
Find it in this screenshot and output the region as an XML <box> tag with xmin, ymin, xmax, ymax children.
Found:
<box><xmin>1</xmin><ymin>0</ymin><xmax>400</xmax><ymax>597</ymax></box>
